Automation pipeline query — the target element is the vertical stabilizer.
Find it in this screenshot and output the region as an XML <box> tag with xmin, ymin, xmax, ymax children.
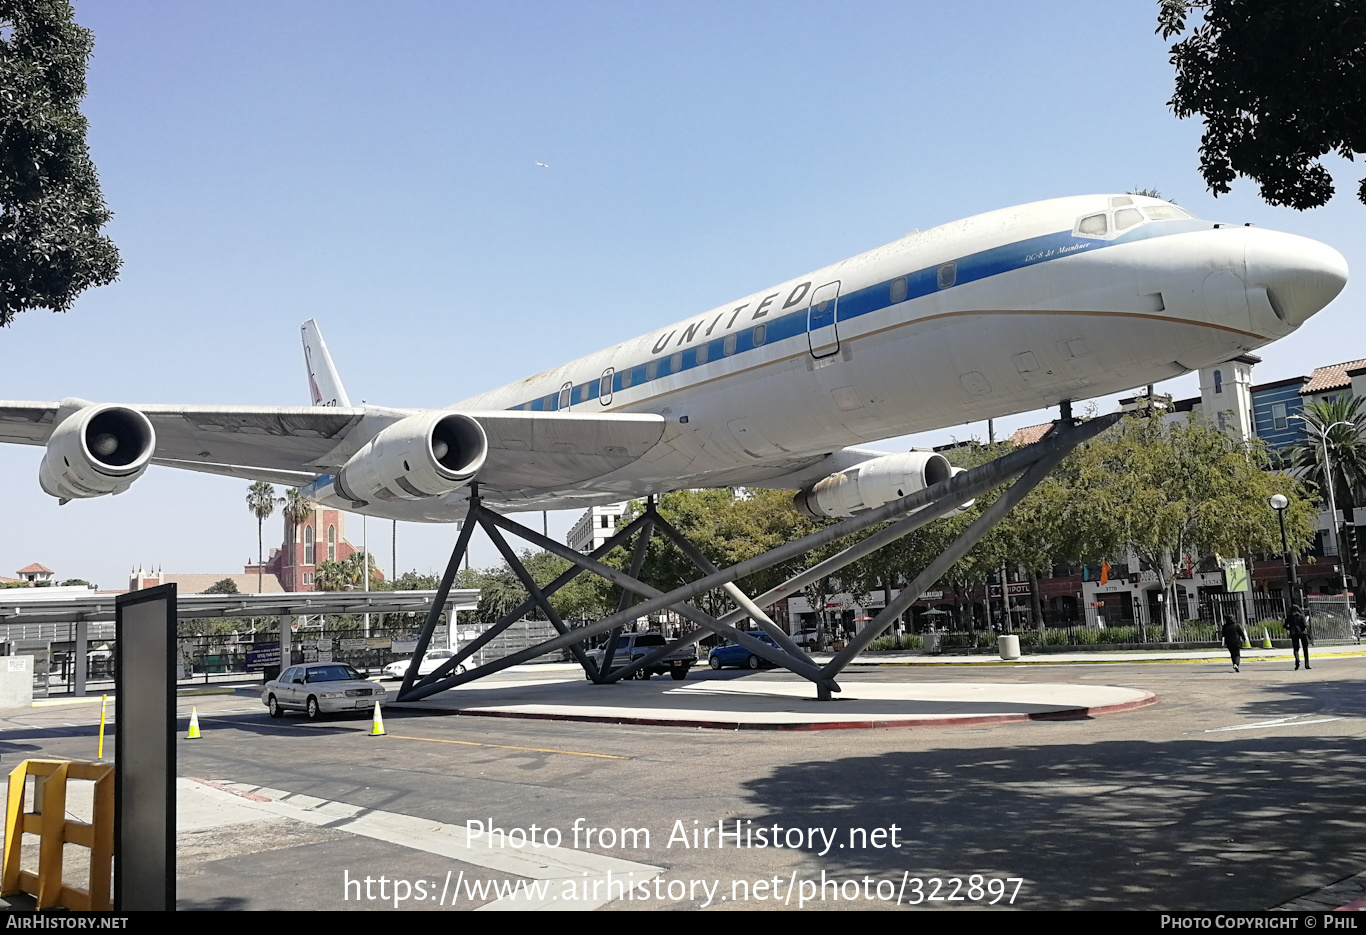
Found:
<box><xmin>301</xmin><ymin>319</ymin><xmax>352</xmax><ymax>407</ymax></box>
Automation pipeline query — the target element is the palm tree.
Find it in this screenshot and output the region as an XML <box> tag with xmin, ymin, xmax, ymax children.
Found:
<box><xmin>245</xmin><ymin>481</ymin><xmax>280</xmax><ymax>593</ymax></box>
<box><xmin>281</xmin><ymin>487</ymin><xmax>316</xmax><ymax>591</ymax></box>
<box><xmin>1286</xmin><ymin>395</ymin><xmax>1366</xmax><ymax>518</ymax></box>
<box><xmin>313</xmin><ymin>550</ymin><xmax>374</xmax><ymax>592</ymax></box>
<box><xmin>312</xmin><ymin>558</ymin><xmax>353</xmax><ymax>592</ymax></box>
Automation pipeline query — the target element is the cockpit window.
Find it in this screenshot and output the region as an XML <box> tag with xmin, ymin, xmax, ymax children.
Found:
<box><xmin>1142</xmin><ymin>204</ymin><xmax>1190</xmax><ymax>220</ymax></box>
<box><xmin>1111</xmin><ymin>196</ymin><xmax>1133</xmax><ymax>207</ymax></box>
<box><xmin>1077</xmin><ymin>214</ymin><xmax>1108</xmax><ymax>236</ymax></box>
<box><xmin>1114</xmin><ymin>208</ymin><xmax>1143</xmax><ymax>231</ymax></box>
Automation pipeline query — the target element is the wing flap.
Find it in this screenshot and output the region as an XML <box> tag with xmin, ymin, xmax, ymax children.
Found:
<box><xmin>469</xmin><ymin>410</ymin><xmax>666</xmax><ymax>488</ymax></box>
<box><xmin>0</xmin><ymin>402</ymin><xmax>58</xmax><ymax>444</ymax></box>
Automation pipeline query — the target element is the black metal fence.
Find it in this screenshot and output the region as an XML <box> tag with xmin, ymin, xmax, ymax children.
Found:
<box><xmin>901</xmin><ymin>593</ymin><xmax>1358</xmax><ymax>649</ymax></box>
<box><xmin>174</xmin><ymin>618</ymin><xmax>565</xmax><ymax>683</ymax></box>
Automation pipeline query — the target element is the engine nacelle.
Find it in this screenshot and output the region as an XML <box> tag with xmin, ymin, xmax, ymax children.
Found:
<box><xmin>949</xmin><ymin>466</ymin><xmax>976</xmax><ymax>514</ymax></box>
<box><xmin>39</xmin><ymin>404</ymin><xmax>156</xmax><ymax>501</ymax></box>
<box><xmin>794</xmin><ymin>451</ymin><xmax>953</xmax><ymax>519</ymax></box>
<box><xmin>334</xmin><ymin>411</ymin><xmax>487</xmax><ymax>504</ymax></box>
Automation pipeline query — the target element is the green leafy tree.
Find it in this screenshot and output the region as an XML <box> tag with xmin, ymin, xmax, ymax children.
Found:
<box><xmin>0</xmin><ymin>1</ymin><xmax>120</xmax><ymax>324</ymax></box>
<box><xmin>245</xmin><ymin>481</ymin><xmax>279</xmax><ymax>593</ymax></box>
<box><xmin>390</xmin><ymin>570</ymin><xmax>439</xmax><ymax>591</ymax></box>
<box><xmin>203</xmin><ymin>577</ymin><xmax>239</xmax><ymax>595</ymax></box>
<box><xmin>1071</xmin><ymin>417</ymin><xmax>1314</xmax><ymax>637</ymax></box>
<box><xmin>57</xmin><ymin>577</ymin><xmax>92</xmax><ymax>588</ymax></box>
<box><xmin>1159</xmin><ymin>0</ymin><xmax>1366</xmax><ymax>207</ymax></box>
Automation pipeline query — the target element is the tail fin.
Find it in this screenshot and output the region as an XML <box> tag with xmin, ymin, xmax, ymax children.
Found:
<box><xmin>301</xmin><ymin>319</ymin><xmax>352</xmax><ymax>407</ymax></box>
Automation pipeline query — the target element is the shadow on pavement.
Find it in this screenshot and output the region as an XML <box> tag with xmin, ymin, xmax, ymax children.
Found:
<box><xmin>739</xmin><ymin>734</ymin><xmax>1366</xmax><ymax>910</ymax></box>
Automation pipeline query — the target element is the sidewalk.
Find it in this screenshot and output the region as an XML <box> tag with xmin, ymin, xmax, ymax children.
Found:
<box><xmin>828</xmin><ymin>643</ymin><xmax>1366</xmax><ymax>667</ymax></box>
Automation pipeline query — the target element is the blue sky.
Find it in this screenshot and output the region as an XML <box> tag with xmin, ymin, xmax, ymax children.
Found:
<box><xmin>2</xmin><ymin>2</ymin><xmax>1362</xmax><ymax>588</ymax></box>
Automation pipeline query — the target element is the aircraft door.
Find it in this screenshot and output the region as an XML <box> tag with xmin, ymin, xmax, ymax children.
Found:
<box><xmin>599</xmin><ymin>368</ymin><xmax>614</xmax><ymax>406</ymax></box>
<box><xmin>807</xmin><ymin>281</ymin><xmax>841</xmax><ymax>359</ymax></box>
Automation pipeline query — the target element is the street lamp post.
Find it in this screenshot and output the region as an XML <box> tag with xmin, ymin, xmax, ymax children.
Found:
<box><xmin>1269</xmin><ymin>494</ymin><xmax>1300</xmax><ymax>608</ymax></box>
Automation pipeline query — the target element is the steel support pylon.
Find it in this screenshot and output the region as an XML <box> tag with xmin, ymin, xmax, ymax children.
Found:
<box><xmin>395</xmin><ymin>413</ymin><xmax>1119</xmax><ymax>702</ymax></box>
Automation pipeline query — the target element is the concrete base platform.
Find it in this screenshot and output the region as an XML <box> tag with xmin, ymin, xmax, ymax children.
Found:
<box><xmin>398</xmin><ymin>674</ymin><xmax>1156</xmax><ymax>730</ymax></box>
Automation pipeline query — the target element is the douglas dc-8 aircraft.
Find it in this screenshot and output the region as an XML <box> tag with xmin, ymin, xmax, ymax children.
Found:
<box><xmin>0</xmin><ymin>194</ymin><xmax>1349</xmax><ymax>524</ymax></box>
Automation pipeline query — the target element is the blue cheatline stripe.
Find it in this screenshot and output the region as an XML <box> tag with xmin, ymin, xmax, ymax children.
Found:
<box><xmin>507</xmin><ymin>219</ymin><xmax>1207</xmax><ymax>412</ymax></box>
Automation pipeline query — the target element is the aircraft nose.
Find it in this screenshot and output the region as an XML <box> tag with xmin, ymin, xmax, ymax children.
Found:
<box><xmin>1245</xmin><ymin>229</ymin><xmax>1349</xmax><ymax>327</ymax></box>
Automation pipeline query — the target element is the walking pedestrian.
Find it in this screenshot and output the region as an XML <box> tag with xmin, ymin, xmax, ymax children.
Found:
<box><xmin>1286</xmin><ymin>603</ymin><xmax>1310</xmax><ymax>670</ymax></box>
<box><xmin>1221</xmin><ymin>617</ymin><xmax>1247</xmax><ymax>672</ymax></box>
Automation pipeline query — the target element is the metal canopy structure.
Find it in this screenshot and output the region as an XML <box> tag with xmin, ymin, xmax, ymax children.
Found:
<box><xmin>0</xmin><ymin>589</ymin><xmax>479</xmax><ymax>627</ymax></box>
<box><xmin>397</xmin><ymin>412</ymin><xmax>1121</xmax><ymax>703</ymax></box>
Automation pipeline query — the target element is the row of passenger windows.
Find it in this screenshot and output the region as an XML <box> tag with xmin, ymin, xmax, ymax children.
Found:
<box><xmin>530</xmin><ymin>323</ymin><xmax>770</xmax><ymax>411</ymax></box>
<box><xmin>518</xmin><ymin>224</ymin><xmax>1062</xmax><ymax>412</ymax></box>
<box><xmin>523</xmin><ymin>262</ymin><xmax>954</xmax><ymax>412</ymax></box>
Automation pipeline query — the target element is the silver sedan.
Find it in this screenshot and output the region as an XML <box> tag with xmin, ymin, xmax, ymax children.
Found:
<box><xmin>263</xmin><ymin>662</ymin><xmax>388</xmax><ymax>720</ymax></box>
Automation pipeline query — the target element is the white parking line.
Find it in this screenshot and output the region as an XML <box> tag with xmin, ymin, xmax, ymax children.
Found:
<box><xmin>1205</xmin><ymin>715</ymin><xmax>1345</xmax><ymax>733</ymax></box>
<box><xmin>180</xmin><ymin>778</ymin><xmax>660</xmax><ymax>910</ymax></box>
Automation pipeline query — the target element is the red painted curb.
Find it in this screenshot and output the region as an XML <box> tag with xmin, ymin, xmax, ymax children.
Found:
<box><xmin>404</xmin><ymin>690</ymin><xmax>1158</xmax><ymax>732</ymax></box>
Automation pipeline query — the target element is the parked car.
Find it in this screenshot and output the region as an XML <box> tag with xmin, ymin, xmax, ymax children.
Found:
<box><xmin>708</xmin><ymin>632</ymin><xmax>780</xmax><ymax>670</ymax></box>
<box><xmin>791</xmin><ymin>628</ymin><xmax>821</xmax><ymax>649</ymax></box>
<box><xmin>382</xmin><ymin>649</ymin><xmax>466</xmax><ymax>680</ymax></box>
<box><xmin>262</xmin><ymin>662</ymin><xmax>387</xmax><ymax>720</ymax></box>
<box><xmin>585</xmin><ymin>632</ymin><xmax>695</xmax><ymax>680</ymax></box>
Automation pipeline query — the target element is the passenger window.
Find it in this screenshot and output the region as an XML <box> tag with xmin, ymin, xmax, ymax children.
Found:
<box><xmin>670</xmin><ymin>352</ymin><xmax>683</xmax><ymax>373</ymax></box>
<box><xmin>696</xmin><ymin>342</ymin><xmax>709</xmax><ymax>365</ymax></box>
<box><xmin>752</xmin><ymin>323</ymin><xmax>767</xmax><ymax>346</ymax></box>
<box><xmin>890</xmin><ymin>277</ymin><xmax>908</xmax><ymax>303</ymax></box>
<box><xmin>937</xmin><ymin>262</ymin><xmax>956</xmax><ymax>289</ymax></box>
<box><xmin>1114</xmin><ymin>208</ymin><xmax>1143</xmax><ymax>230</ymax></box>
<box><xmin>723</xmin><ymin>333</ymin><xmax>737</xmax><ymax>356</ymax></box>
<box><xmin>1078</xmin><ymin>214</ymin><xmax>1108</xmax><ymax>236</ymax></box>
<box><xmin>646</xmin><ymin>360</ymin><xmax>658</xmax><ymax>381</ymax></box>
<box><xmin>621</xmin><ymin>368</ymin><xmax>632</xmax><ymax>389</ymax></box>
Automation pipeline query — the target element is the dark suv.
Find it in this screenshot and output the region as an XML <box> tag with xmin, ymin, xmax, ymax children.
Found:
<box><xmin>585</xmin><ymin>632</ymin><xmax>695</xmax><ymax>680</ymax></box>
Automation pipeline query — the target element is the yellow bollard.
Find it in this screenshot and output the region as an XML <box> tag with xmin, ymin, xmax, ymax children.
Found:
<box><xmin>369</xmin><ymin>702</ymin><xmax>386</xmax><ymax>737</ymax></box>
<box><xmin>186</xmin><ymin>707</ymin><xmax>201</xmax><ymax>740</ymax></box>
<box><xmin>96</xmin><ymin>695</ymin><xmax>107</xmax><ymax>760</ymax></box>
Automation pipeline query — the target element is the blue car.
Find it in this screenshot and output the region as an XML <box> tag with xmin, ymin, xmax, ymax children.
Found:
<box><xmin>707</xmin><ymin>633</ymin><xmax>779</xmax><ymax>670</ymax></box>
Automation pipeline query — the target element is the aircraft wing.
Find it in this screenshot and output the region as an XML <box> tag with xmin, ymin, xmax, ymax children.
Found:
<box><xmin>0</xmin><ymin>400</ymin><xmax>665</xmax><ymax>490</ymax></box>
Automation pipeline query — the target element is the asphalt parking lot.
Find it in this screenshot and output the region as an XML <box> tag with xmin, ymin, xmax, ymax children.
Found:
<box><xmin>2</xmin><ymin>653</ymin><xmax>1364</xmax><ymax>911</ymax></box>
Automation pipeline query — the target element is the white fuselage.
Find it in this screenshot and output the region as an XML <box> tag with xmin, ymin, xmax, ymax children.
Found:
<box><xmin>323</xmin><ymin>194</ymin><xmax>1349</xmax><ymax>521</ymax></box>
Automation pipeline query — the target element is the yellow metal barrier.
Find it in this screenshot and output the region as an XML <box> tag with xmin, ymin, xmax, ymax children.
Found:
<box><xmin>1</xmin><ymin>759</ymin><xmax>114</xmax><ymax>911</ymax></box>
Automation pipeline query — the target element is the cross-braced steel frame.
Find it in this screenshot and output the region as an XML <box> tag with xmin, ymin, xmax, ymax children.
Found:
<box><xmin>397</xmin><ymin>412</ymin><xmax>1120</xmax><ymax>703</ymax></box>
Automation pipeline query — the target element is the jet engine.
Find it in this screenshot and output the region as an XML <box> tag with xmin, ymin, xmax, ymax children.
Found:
<box><xmin>948</xmin><ymin>466</ymin><xmax>976</xmax><ymax>514</ymax></box>
<box><xmin>794</xmin><ymin>451</ymin><xmax>953</xmax><ymax>519</ymax></box>
<box><xmin>334</xmin><ymin>411</ymin><xmax>487</xmax><ymax>504</ymax></box>
<box><xmin>39</xmin><ymin>404</ymin><xmax>156</xmax><ymax>501</ymax></box>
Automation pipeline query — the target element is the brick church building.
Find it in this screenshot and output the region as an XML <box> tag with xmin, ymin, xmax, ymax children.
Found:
<box><xmin>251</xmin><ymin>505</ymin><xmax>379</xmax><ymax>592</ymax></box>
